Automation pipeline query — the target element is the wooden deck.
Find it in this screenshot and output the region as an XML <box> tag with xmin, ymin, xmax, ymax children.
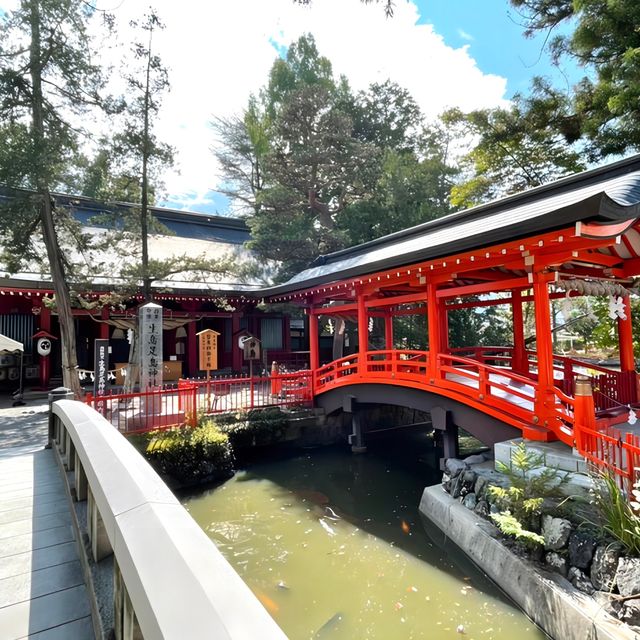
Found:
<box><xmin>0</xmin><ymin>446</ymin><xmax>94</xmax><ymax>640</ymax></box>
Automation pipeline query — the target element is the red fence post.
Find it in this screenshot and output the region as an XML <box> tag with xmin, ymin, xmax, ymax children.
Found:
<box><xmin>574</xmin><ymin>376</ymin><xmax>596</xmax><ymax>452</ymax></box>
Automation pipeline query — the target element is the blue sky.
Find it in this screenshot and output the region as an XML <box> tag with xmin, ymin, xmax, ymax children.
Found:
<box><xmin>1</xmin><ymin>0</ymin><xmax>583</xmax><ymax>216</ymax></box>
<box><xmin>415</xmin><ymin>0</ymin><xmax>580</xmax><ymax>97</ymax></box>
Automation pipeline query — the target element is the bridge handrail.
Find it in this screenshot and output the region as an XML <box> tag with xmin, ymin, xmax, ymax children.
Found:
<box><xmin>51</xmin><ymin>399</ymin><xmax>286</xmax><ymax>640</ymax></box>
<box><xmin>439</xmin><ymin>353</ymin><xmax>537</xmax><ymax>389</ymax></box>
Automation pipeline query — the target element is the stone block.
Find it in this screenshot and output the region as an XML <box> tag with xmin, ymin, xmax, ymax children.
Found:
<box><xmin>616</xmin><ymin>557</ymin><xmax>640</xmax><ymax>597</ymax></box>
<box><xmin>591</xmin><ymin>545</ymin><xmax>621</xmax><ymax>592</ymax></box>
<box><xmin>542</xmin><ymin>515</ymin><xmax>572</xmax><ymax>550</ymax></box>
<box><xmin>568</xmin><ymin>532</ymin><xmax>597</xmax><ymax>569</ymax></box>
<box><xmin>545</xmin><ymin>551</ymin><xmax>569</xmax><ymax>577</ymax></box>
<box><xmin>462</xmin><ymin>493</ymin><xmax>477</xmax><ymax>510</ymax></box>
<box><xmin>445</xmin><ymin>458</ymin><xmax>467</xmax><ymax>478</ymax></box>
<box><xmin>568</xmin><ymin>566</ymin><xmax>595</xmax><ymax>595</ymax></box>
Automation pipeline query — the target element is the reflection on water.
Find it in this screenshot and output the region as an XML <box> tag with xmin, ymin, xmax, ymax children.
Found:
<box><xmin>183</xmin><ymin>428</ymin><xmax>545</xmax><ymax>639</ymax></box>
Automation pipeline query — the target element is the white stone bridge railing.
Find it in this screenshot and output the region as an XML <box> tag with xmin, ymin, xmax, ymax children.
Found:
<box><xmin>50</xmin><ymin>393</ymin><xmax>287</xmax><ymax>640</ymax></box>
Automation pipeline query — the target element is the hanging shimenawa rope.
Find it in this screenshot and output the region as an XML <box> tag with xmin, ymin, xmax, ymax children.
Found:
<box><xmin>554</xmin><ymin>278</ymin><xmax>639</xmax><ymax>297</ymax></box>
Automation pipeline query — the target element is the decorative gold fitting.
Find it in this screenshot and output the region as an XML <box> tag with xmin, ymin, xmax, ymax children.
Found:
<box><xmin>574</xmin><ymin>375</ymin><xmax>593</xmax><ymax>397</ymax></box>
<box><xmin>532</xmin><ymin>416</ymin><xmax>539</xmax><ymax>424</ymax></box>
<box><xmin>478</xmin><ymin>393</ymin><xmax>484</xmax><ymax>400</ymax></box>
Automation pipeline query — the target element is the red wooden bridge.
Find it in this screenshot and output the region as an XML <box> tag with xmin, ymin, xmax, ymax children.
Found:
<box><xmin>259</xmin><ymin>157</ymin><xmax>640</xmax><ymax>488</ymax></box>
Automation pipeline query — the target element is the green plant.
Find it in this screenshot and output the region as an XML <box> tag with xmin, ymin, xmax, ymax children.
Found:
<box><xmin>488</xmin><ymin>441</ymin><xmax>569</xmax><ymax>547</ymax></box>
<box><xmin>490</xmin><ymin>512</ymin><xmax>545</xmax><ymax>548</ymax></box>
<box><xmin>496</xmin><ymin>441</ymin><xmax>569</xmax><ymax>500</ymax></box>
<box><xmin>145</xmin><ymin>422</ymin><xmax>234</xmax><ymax>484</ymax></box>
<box><xmin>591</xmin><ymin>473</ymin><xmax>640</xmax><ymax>556</ymax></box>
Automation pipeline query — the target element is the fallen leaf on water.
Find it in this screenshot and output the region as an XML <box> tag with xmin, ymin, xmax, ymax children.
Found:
<box><xmin>401</xmin><ymin>520</ymin><xmax>410</xmax><ymax>534</ymax></box>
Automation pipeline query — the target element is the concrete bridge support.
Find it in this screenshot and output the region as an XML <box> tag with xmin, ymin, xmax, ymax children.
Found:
<box><xmin>344</xmin><ymin>395</ymin><xmax>367</xmax><ymax>453</ymax></box>
<box><xmin>431</xmin><ymin>406</ymin><xmax>458</xmax><ymax>469</ymax></box>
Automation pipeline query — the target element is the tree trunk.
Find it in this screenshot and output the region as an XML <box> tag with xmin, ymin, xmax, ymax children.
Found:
<box><xmin>140</xmin><ymin>23</ymin><xmax>154</xmax><ymax>302</ymax></box>
<box><xmin>29</xmin><ymin>0</ymin><xmax>81</xmax><ymax>398</ymax></box>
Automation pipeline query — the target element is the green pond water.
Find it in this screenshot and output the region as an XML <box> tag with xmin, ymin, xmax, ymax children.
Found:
<box><xmin>183</xmin><ymin>429</ymin><xmax>546</xmax><ymax>639</ymax></box>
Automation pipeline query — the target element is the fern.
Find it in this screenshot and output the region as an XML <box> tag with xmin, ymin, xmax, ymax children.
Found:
<box><xmin>491</xmin><ymin>512</ymin><xmax>544</xmax><ymax>548</ymax></box>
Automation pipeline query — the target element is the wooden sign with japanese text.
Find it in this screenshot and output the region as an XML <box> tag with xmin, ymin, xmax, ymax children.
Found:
<box><xmin>139</xmin><ymin>302</ymin><xmax>163</xmax><ymax>391</ymax></box>
<box><xmin>197</xmin><ymin>329</ymin><xmax>220</xmax><ymax>371</ymax></box>
<box><xmin>242</xmin><ymin>335</ymin><xmax>261</xmax><ymax>361</ymax></box>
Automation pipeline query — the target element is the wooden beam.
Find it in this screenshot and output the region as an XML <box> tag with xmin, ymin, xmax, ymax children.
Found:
<box><xmin>437</xmin><ymin>276</ymin><xmax>531</xmax><ymax>299</ymax></box>
<box><xmin>366</xmin><ymin>291</ymin><xmax>426</xmax><ymax>309</ymax></box>
<box><xmin>623</xmin><ymin>257</ymin><xmax>640</xmax><ymax>277</ymax></box>
<box><xmin>576</xmin><ymin>218</ymin><xmax>637</xmax><ymax>239</ymax></box>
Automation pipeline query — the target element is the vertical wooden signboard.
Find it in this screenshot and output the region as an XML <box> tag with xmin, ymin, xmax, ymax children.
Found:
<box><xmin>197</xmin><ymin>329</ymin><xmax>220</xmax><ymax>372</ymax></box>
<box><xmin>140</xmin><ymin>303</ymin><xmax>163</xmax><ymax>415</ymax></box>
<box><xmin>93</xmin><ymin>339</ymin><xmax>109</xmax><ymax>396</ymax></box>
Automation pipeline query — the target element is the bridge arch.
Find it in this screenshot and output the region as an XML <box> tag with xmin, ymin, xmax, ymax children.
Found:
<box><xmin>316</xmin><ymin>383</ymin><xmax>520</xmax><ymax>448</ymax></box>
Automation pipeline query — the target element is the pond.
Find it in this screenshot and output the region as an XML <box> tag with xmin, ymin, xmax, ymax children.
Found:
<box><xmin>183</xmin><ymin>427</ymin><xmax>545</xmax><ymax>639</ymax></box>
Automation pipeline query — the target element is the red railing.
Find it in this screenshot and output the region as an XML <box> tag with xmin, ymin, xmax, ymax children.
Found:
<box><xmin>86</xmin><ymin>384</ymin><xmax>198</xmax><ymax>434</ymax></box>
<box><xmin>85</xmin><ymin>371</ymin><xmax>312</xmax><ymax>434</ymax></box>
<box><xmin>438</xmin><ymin>353</ymin><xmax>539</xmax><ymax>426</ymax></box>
<box><xmin>577</xmin><ymin>424</ymin><xmax>640</xmax><ymax>494</ymax></box>
<box><xmin>451</xmin><ymin>346</ymin><xmax>637</xmax><ymax>413</ymax></box>
<box><xmin>180</xmin><ymin>371</ymin><xmax>312</xmax><ymax>414</ymax></box>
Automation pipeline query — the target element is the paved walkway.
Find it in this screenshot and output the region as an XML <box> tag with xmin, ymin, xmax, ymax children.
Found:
<box><xmin>0</xmin><ymin>397</ymin><xmax>94</xmax><ymax>639</ymax></box>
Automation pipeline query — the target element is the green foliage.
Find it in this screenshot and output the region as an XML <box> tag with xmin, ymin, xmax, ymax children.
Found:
<box><xmin>490</xmin><ymin>512</ymin><xmax>545</xmax><ymax>547</ymax></box>
<box><xmin>510</xmin><ymin>0</ymin><xmax>640</xmax><ymax>160</ymax></box>
<box><xmin>215</xmin><ymin>35</ymin><xmax>458</xmax><ymax>281</ymax></box>
<box><xmin>213</xmin><ymin>407</ymin><xmax>289</xmax><ymax>449</ymax></box>
<box><xmin>144</xmin><ymin>422</ymin><xmax>234</xmax><ymax>485</ymax></box>
<box><xmin>489</xmin><ymin>441</ymin><xmax>569</xmax><ymax>547</ymax></box>
<box><xmin>591</xmin><ymin>473</ymin><xmax>640</xmax><ymax>556</ymax></box>
<box><xmin>443</xmin><ymin>90</ymin><xmax>585</xmax><ymax>207</ymax></box>
<box><xmin>496</xmin><ymin>441</ymin><xmax>569</xmax><ymax>500</ymax></box>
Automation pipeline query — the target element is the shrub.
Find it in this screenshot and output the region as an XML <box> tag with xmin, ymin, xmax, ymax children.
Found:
<box><xmin>145</xmin><ymin>422</ymin><xmax>234</xmax><ymax>485</ymax></box>
<box><xmin>591</xmin><ymin>473</ymin><xmax>640</xmax><ymax>556</ymax></box>
<box><xmin>488</xmin><ymin>441</ymin><xmax>568</xmax><ymax>547</ymax></box>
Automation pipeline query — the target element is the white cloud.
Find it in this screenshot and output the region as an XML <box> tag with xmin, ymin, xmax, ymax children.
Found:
<box><xmin>3</xmin><ymin>0</ymin><xmax>508</xmax><ymax>212</ymax></box>
<box><xmin>457</xmin><ymin>28</ymin><xmax>474</xmax><ymax>41</ymax></box>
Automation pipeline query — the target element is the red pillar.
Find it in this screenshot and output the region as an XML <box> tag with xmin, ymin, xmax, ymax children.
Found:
<box><xmin>427</xmin><ymin>282</ymin><xmax>441</xmax><ymax>381</ymax></box>
<box><xmin>39</xmin><ymin>305</ymin><xmax>51</xmax><ymax>389</ymax></box>
<box><xmin>357</xmin><ymin>291</ymin><xmax>368</xmax><ymax>375</ymax></box>
<box><xmin>533</xmin><ymin>273</ymin><xmax>556</xmax><ymax>424</ymax></box>
<box><xmin>232</xmin><ymin>313</ymin><xmax>242</xmax><ymax>372</ymax></box>
<box><xmin>439</xmin><ymin>304</ymin><xmax>449</xmax><ymax>353</ymax></box>
<box><xmin>308</xmin><ymin>308</ymin><xmax>319</xmax><ymax>371</ymax></box>
<box><xmin>511</xmin><ymin>289</ymin><xmax>528</xmax><ymax>374</ymax></box>
<box><xmin>618</xmin><ymin>296</ymin><xmax>635</xmax><ymax>372</ymax></box>
<box><xmin>187</xmin><ymin>320</ymin><xmax>198</xmax><ymax>377</ymax></box>
<box><xmin>384</xmin><ymin>311</ymin><xmax>394</xmax><ymax>351</ymax></box>
<box><xmin>100</xmin><ymin>306</ymin><xmax>110</xmax><ymax>340</ymax></box>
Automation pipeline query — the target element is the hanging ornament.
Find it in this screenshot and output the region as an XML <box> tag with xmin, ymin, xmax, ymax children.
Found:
<box><xmin>127</xmin><ymin>329</ymin><xmax>134</xmax><ymax>344</ymax></box>
<box><xmin>90</xmin><ymin>373</ymin><xmax>95</xmax><ymax>382</ymax></box>
<box><xmin>327</xmin><ymin>319</ymin><xmax>334</xmax><ymax>335</ymax></box>
<box><xmin>121</xmin><ymin>368</ymin><xmax>127</xmax><ymax>378</ymax></box>
<box><xmin>368</xmin><ymin>317</ymin><xmax>374</xmax><ymax>333</ymax></box>
<box><xmin>628</xmin><ymin>407</ymin><xmax>637</xmax><ymax>426</ymax></box>
<box><xmin>608</xmin><ymin>295</ymin><xmax>627</xmax><ymax>320</ymax></box>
